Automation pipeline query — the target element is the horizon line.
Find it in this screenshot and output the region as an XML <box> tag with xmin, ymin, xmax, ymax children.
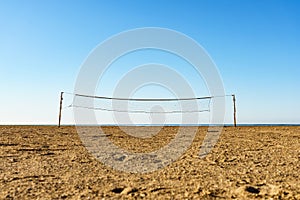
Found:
<box><xmin>0</xmin><ymin>123</ymin><xmax>299</xmax><ymax>127</ymax></box>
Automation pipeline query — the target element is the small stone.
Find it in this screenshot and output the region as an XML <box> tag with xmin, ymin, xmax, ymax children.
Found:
<box><xmin>245</xmin><ymin>186</ymin><xmax>260</xmax><ymax>194</ymax></box>
<box><xmin>140</xmin><ymin>193</ymin><xmax>146</xmax><ymax>197</ymax></box>
<box><xmin>116</xmin><ymin>155</ymin><xmax>126</xmax><ymax>161</ymax></box>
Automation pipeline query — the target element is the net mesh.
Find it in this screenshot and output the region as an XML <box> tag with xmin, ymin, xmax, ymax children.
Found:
<box><xmin>64</xmin><ymin>93</ymin><xmax>212</xmax><ymax>114</ymax></box>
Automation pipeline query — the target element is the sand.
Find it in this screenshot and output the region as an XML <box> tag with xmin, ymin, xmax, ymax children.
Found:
<box><xmin>0</xmin><ymin>126</ymin><xmax>300</xmax><ymax>199</ymax></box>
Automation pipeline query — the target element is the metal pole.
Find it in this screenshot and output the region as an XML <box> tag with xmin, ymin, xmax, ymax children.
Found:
<box><xmin>58</xmin><ymin>92</ymin><xmax>64</xmax><ymax>127</ymax></box>
<box><xmin>233</xmin><ymin>94</ymin><xmax>237</xmax><ymax>127</ymax></box>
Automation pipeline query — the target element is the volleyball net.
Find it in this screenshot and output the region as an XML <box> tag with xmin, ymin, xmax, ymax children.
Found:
<box><xmin>58</xmin><ymin>92</ymin><xmax>236</xmax><ymax>126</ymax></box>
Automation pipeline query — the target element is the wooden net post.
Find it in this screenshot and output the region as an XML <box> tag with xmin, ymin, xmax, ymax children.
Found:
<box><xmin>58</xmin><ymin>92</ymin><xmax>64</xmax><ymax>127</ymax></box>
<box><xmin>232</xmin><ymin>94</ymin><xmax>237</xmax><ymax>127</ymax></box>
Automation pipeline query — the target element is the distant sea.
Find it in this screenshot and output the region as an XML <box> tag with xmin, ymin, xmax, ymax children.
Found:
<box><xmin>1</xmin><ymin>124</ymin><xmax>299</xmax><ymax>126</ymax></box>
<box><xmin>52</xmin><ymin>123</ymin><xmax>300</xmax><ymax>126</ymax></box>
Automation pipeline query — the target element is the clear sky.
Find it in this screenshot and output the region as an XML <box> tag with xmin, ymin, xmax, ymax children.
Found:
<box><xmin>0</xmin><ymin>0</ymin><xmax>299</xmax><ymax>124</ymax></box>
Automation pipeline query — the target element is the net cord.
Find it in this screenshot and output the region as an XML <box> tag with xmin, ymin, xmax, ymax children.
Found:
<box><xmin>63</xmin><ymin>92</ymin><xmax>232</xmax><ymax>101</ymax></box>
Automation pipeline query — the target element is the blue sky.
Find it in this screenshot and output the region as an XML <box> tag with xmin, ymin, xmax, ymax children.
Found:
<box><xmin>0</xmin><ymin>0</ymin><xmax>299</xmax><ymax>124</ymax></box>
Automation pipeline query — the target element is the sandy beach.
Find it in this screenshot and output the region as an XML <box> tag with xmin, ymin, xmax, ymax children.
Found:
<box><xmin>0</xmin><ymin>126</ymin><xmax>299</xmax><ymax>199</ymax></box>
